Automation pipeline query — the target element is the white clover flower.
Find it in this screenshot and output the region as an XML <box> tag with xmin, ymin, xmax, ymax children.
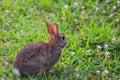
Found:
<box><xmin>112</xmin><ymin>37</ymin><xmax>116</xmax><ymax>43</ymax></box>
<box><xmin>117</xmin><ymin>1</ymin><xmax>120</xmax><ymax>4</ymax></box>
<box><xmin>116</xmin><ymin>19</ymin><xmax>119</xmax><ymax>22</ymax></box>
<box><xmin>105</xmin><ymin>52</ymin><xmax>111</xmax><ymax>59</ymax></box>
<box><xmin>104</xmin><ymin>44</ymin><xmax>109</xmax><ymax>49</ymax></box>
<box><xmin>87</xmin><ymin>50</ymin><xmax>90</xmax><ymax>53</ymax></box>
<box><xmin>64</xmin><ymin>5</ymin><xmax>69</xmax><ymax>9</ymax></box>
<box><xmin>106</xmin><ymin>0</ymin><xmax>113</xmax><ymax>3</ymax></box>
<box><xmin>109</xmin><ymin>13</ymin><xmax>114</xmax><ymax>17</ymax></box>
<box><xmin>112</xmin><ymin>73</ymin><xmax>115</xmax><ymax>75</ymax></box>
<box><xmin>96</xmin><ymin>2</ymin><xmax>98</xmax><ymax>5</ymax></box>
<box><xmin>6</xmin><ymin>10</ymin><xmax>10</xmax><ymax>13</ymax></box>
<box><xmin>97</xmin><ymin>45</ymin><xmax>102</xmax><ymax>50</ymax></box>
<box><xmin>4</xmin><ymin>61</ymin><xmax>9</xmax><ymax>69</ymax></box>
<box><xmin>97</xmin><ymin>45</ymin><xmax>102</xmax><ymax>52</ymax></box>
<box><xmin>72</xmin><ymin>52</ymin><xmax>76</xmax><ymax>55</ymax></box>
<box><xmin>103</xmin><ymin>69</ymin><xmax>109</xmax><ymax>76</ymax></box>
<box><xmin>74</xmin><ymin>19</ymin><xmax>77</xmax><ymax>22</ymax></box>
<box><xmin>62</xmin><ymin>62</ymin><xmax>64</xmax><ymax>65</ymax></box>
<box><xmin>96</xmin><ymin>7</ymin><xmax>99</xmax><ymax>11</ymax></box>
<box><xmin>112</xmin><ymin>6</ymin><xmax>117</xmax><ymax>10</ymax></box>
<box><xmin>50</xmin><ymin>13</ymin><xmax>55</xmax><ymax>18</ymax></box>
<box><xmin>81</xmin><ymin>6</ymin><xmax>85</xmax><ymax>9</ymax></box>
<box><xmin>105</xmin><ymin>52</ymin><xmax>111</xmax><ymax>56</ymax></box>
<box><xmin>102</xmin><ymin>10</ymin><xmax>106</xmax><ymax>14</ymax></box>
<box><xmin>61</xmin><ymin>17</ymin><xmax>64</xmax><ymax>20</ymax></box>
<box><xmin>82</xmin><ymin>11</ymin><xmax>86</xmax><ymax>15</ymax></box>
<box><xmin>117</xmin><ymin>1</ymin><xmax>120</xmax><ymax>7</ymax></box>
<box><xmin>106</xmin><ymin>0</ymin><xmax>110</xmax><ymax>3</ymax></box>
<box><xmin>4</xmin><ymin>61</ymin><xmax>9</xmax><ymax>65</ymax></box>
<box><xmin>10</xmin><ymin>14</ymin><xmax>14</xmax><ymax>18</ymax></box>
<box><xmin>73</xmin><ymin>2</ymin><xmax>78</xmax><ymax>8</ymax></box>
<box><xmin>76</xmin><ymin>73</ymin><xmax>79</xmax><ymax>77</ymax></box>
<box><xmin>81</xmin><ymin>11</ymin><xmax>86</xmax><ymax>17</ymax></box>
<box><xmin>96</xmin><ymin>70</ymin><xmax>101</xmax><ymax>73</ymax></box>
<box><xmin>75</xmin><ymin>68</ymin><xmax>78</xmax><ymax>71</ymax></box>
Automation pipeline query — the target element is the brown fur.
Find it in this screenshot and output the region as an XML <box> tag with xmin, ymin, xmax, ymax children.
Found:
<box><xmin>13</xmin><ymin>22</ymin><xmax>67</xmax><ymax>76</ymax></box>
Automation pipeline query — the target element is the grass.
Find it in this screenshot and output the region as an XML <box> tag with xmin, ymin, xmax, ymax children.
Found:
<box><xmin>0</xmin><ymin>0</ymin><xmax>120</xmax><ymax>80</ymax></box>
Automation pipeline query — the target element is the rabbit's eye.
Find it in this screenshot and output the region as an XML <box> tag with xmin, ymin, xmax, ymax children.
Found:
<box><xmin>62</xmin><ymin>36</ymin><xmax>65</xmax><ymax>40</ymax></box>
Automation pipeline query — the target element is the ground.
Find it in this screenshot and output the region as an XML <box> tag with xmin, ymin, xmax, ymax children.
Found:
<box><xmin>0</xmin><ymin>0</ymin><xmax>120</xmax><ymax>80</ymax></box>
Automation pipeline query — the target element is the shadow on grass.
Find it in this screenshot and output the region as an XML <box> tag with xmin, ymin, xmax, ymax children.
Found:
<box><xmin>12</xmin><ymin>66</ymin><xmax>79</xmax><ymax>80</ymax></box>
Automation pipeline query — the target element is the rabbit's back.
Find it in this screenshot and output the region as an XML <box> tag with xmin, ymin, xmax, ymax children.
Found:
<box><xmin>16</xmin><ymin>41</ymin><xmax>48</xmax><ymax>59</ymax></box>
<box><xmin>13</xmin><ymin>41</ymin><xmax>50</xmax><ymax>76</ymax></box>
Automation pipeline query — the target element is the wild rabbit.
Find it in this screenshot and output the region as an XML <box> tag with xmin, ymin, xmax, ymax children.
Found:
<box><xmin>13</xmin><ymin>22</ymin><xmax>67</xmax><ymax>76</ymax></box>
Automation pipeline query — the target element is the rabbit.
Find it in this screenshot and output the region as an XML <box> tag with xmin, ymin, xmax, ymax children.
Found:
<box><xmin>13</xmin><ymin>22</ymin><xmax>67</xmax><ymax>76</ymax></box>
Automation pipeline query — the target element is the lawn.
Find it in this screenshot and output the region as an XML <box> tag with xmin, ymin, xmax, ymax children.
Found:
<box><xmin>0</xmin><ymin>0</ymin><xmax>120</xmax><ymax>80</ymax></box>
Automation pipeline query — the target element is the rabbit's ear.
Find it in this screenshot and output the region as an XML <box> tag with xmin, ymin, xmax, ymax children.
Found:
<box><xmin>51</xmin><ymin>23</ymin><xmax>58</xmax><ymax>35</ymax></box>
<box><xmin>46</xmin><ymin>22</ymin><xmax>52</xmax><ymax>34</ymax></box>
